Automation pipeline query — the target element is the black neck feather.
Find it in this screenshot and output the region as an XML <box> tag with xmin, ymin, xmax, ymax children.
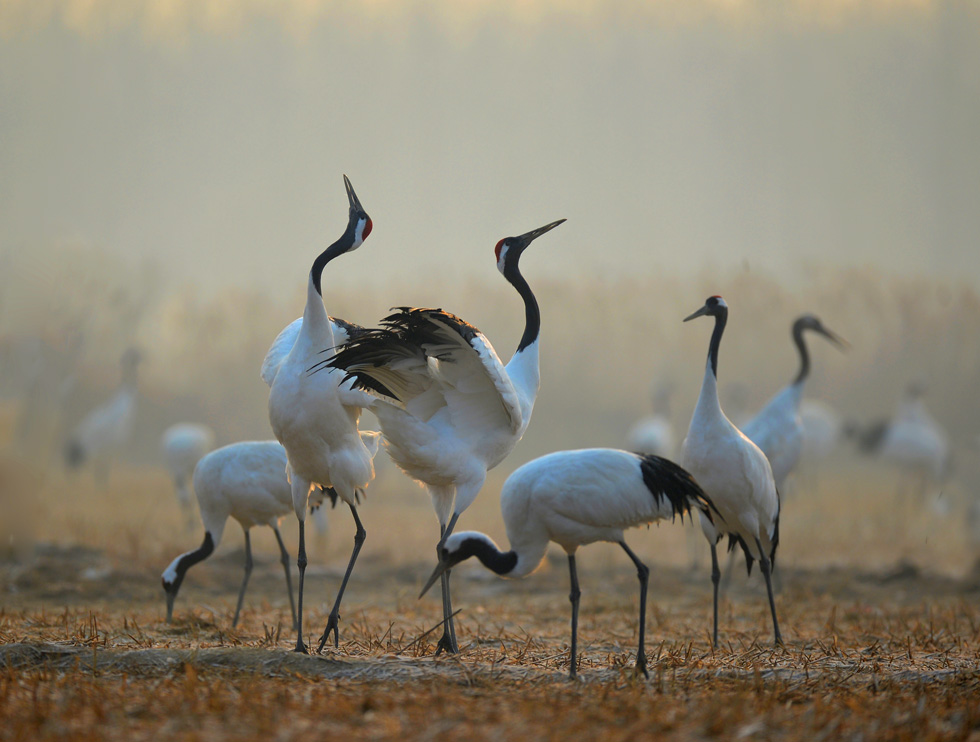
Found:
<box><xmin>708</xmin><ymin>308</ymin><xmax>728</xmax><ymax>379</ymax></box>
<box><xmin>505</xmin><ymin>264</ymin><xmax>540</xmax><ymax>353</ymax></box>
<box><xmin>170</xmin><ymin>532</ymin><xmax>215</xmax><ymax>591</ymax></box>
<box><xmin>311</xmin><ymin>224</ymin><xmax>356</xmax><ymax>296</ymax></box>
<box><xmin>459</xmin><ymin>536</ymin><xmax>518</xmax><ymax>576</ymax></box>
<box><xmin>792</xmin><ymin>323</ymin><xmax>811</xmax><ymax>385</ymax></box>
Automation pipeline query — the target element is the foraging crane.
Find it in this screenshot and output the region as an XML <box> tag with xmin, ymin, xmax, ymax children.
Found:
<box><xmin>419</xmin><ymin>448</ymin><xmax>716</xmax><ymax>678</ymax></box>
<box><xmin>626</xmin><ymin>382</ymin><xmax>676</xmax><ymax>458</ymax></box>
<box><xmin>161</xmin><ymin>423</ymin><xmax>216</xmax><ymax>530</ymax></box>
<box><xmin>742</xmin><ymin>315</ymin><xmax>846</xmax><ymax>492</ymax></box>
<box><xmin>321</xmin><ymin>218</ymin><xmax>566</xmax><ymax>655</ymax></box>
<box><xmin>64</xmin><ymin>348</ymin><xmax>141</xmax><ymax>484</ymax></box>
<box><xmin>680</xmin><ymin>296</ymin><xmax>782</xmax><ymax>647</ymax></box>
<box><xmin>161</xmin><ymin>440</ymin><xmax>333</xmax><ymax>628</ymax></box>
<box><xmin>262</xmin><ymin>175</ymin><xmax>380</xmax><ymax>653</ymax></box>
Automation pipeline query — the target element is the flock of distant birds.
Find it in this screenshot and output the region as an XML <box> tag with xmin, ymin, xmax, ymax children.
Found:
<box><xmin>56</xmin><ymin>176</ymin><xmax>958</xmax><ymax>679</ymax></box>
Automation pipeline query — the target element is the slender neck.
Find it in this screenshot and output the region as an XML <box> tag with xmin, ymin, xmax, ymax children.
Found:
<box><xmin>505</xmin><ymin>263</ymin><xmax>540</xmax><ymax>353</ymax></box>
<box><xmin>165</xmin><ymin>532</ymin><xmax>215</xmax><ymax>590</ymax></box>
<box><xmin>792</xmin><ymin>323</ymin><xmax>810</xmax><ymax>385</ymax></box>
<box><xmin>310</xmin><ymin>233</ymin><xmax>352</xmax><ymax>297</ymax></box>
<box><xmin>473</xmin><ymin>540</ymin><xmax>519</xmax><ymax>576</ymax></box>
<box><xmin>707</xmin><ymin>309</ymin><xmax>727</xmax><ymax>379</ymax></box>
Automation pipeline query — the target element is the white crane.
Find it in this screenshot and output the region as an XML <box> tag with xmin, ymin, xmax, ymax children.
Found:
<box><xmin>321</xmin><ymin>218</ymin><xmax>565</xmax><ymax>654</ymax></box>
<box><xmin>742</xmin><ymin>315</ymin><xmax>846</xmax><ymax>493</ymax></box>
<box><xmin>848</xmin><ymin>382</ymin><xmax>950</xmax><ymax>496</ymax></box>
<box><xmin>680</xmin><ymin>296</ymin><xmax>782</xmax><ymax>647</ymax></box>
<box><xmin>419</xmin><ymin>448</ymin><xmax>716</xmax><ymax>678</ymax></box>
<box><xmin>262</xmin><ymin>175</ymin><xmax>380</xmax><ymax>653</ymax></box>
<box><xmin>626</xmin><ymin>382</ymin><xmax>675</xmax><ymax>458</ymax></box>
<box><xmin>161</xmin><ymin>423</ymin><xmax>216</xmax><ymax>530</ymax></box>
<box><xmin>64</xmin><ymin>348</ymin><xmax>141</xmax><ymax>484</ymax></box>
<box><xmin>161</xmin><ymin>440</ymin><xmax>333</xmax><ymax>628</ymax></box>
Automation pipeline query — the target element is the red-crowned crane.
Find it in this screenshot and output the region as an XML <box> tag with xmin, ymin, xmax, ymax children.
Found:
<box><xmin>161</xmin><ymin>440</ymin><xmax>336</xmax><ymax>628</ymax></box>
<box><xmin>64</xmin><ymin>348</ymin><xmax>141</xmax><ymax>484</ymax></box>
<box><xmin>742</xmin><ymin>315</ymin><xmax>846</xmax><ymax>493</ymax></box>
<box><xmin>847</xmin><ymin>382</ymin><xmax>951</xmax><ymax>498</ymax></box>
<box><xmin>419</xmin><ymin>448</ymin><xmax>716</xmax><ymax>678</ymax></box>
<box><xmin>262</xmin><ymin>175</ymin><xmax>380</xmax><ymax>653</ymax></box>
<box><xmin>680</xmin><ymin>296</ymin><xmax>783</xmax><ymax>647</ymax></box>
<box><xmin>320</xmin><ymin>218</ymin><xmax>565</xmax><ymax>654</ymax></box>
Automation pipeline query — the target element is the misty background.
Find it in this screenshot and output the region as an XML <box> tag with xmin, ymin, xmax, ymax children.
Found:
<box><xmin>1</xmin><ymin>1</ymin><xmax>979</xmax><ymax>572</ymax></box>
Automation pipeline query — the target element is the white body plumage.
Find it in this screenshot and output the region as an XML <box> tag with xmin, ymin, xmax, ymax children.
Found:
<box><xmin>680</xmin><ymin>295</ymin><xmax>782</xmax><ymax>646</ymax></box>
<box><xmin>423</xmin><ymin>447</ymin><xmax>713</xmax><ymax>677</ymax></box>
<box><xmin>161</xmin><ymin>440</ymin><xmax>328</xmax><ymax>626</ymax></box>
<box><xmin>682</xmin><ymin>362</ymin><xmax>779</xmax><ymax>562</ymax></box>
<box><xmin>496</xmin><ymin>448</ymin><xmax>709</xmax><ymax>575</ymax></box>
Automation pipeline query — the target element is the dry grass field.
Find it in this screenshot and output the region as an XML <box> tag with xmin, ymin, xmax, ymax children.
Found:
<box><xmin>2</xmin><ymin>447</ymin><xmax>979</xmax><ymax>742</ymax></box>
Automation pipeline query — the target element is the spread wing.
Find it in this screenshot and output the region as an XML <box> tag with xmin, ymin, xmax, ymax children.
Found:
<box><xmin>323</xmin><ymin>307</ymin><xmax>524</xmax><ymax>435</ymax></box>
<box><xmin>261</xmin><ymin>316</ymin><xmax>369</xmax><ymax>388</ymax></box>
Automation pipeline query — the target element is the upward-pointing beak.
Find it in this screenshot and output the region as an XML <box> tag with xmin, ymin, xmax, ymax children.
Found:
<box><xmin>683</xmin><ymin>305</ymin><xmax>710</xmax><ymax>322</ymax></box>
<box><xmin>344</xmin><ymin>174</ymin><xmax>364</xmax><ymax>213</ymax></box>
<box><xmin>515</xmin><ymin>218</ymin><xmax>566</xmax><ymax>247</ymax></box>
<box><xmin>419</xmin><ymin>560</ymin><xmax>451</xmax><ymax>600</ymax></box>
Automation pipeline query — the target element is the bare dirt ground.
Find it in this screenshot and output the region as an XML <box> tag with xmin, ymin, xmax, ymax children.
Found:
<box><xmin>2</xmin><ymin>449</ymin><xmax>980</xmax><ymax>741</ymax></box>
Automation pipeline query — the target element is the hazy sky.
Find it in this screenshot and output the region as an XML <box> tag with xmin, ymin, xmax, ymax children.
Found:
<box><xmin>2</xmin><ymin>0</ymin><xmax>979</xmax><ymax>296</ymax></box>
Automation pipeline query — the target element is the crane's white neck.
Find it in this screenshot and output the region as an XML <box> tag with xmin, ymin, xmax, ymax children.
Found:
<box><xmin>505</xmin><ymin>341</ymin><xmax>540</xmax><ymax>427</ymax></box>
<box><xmin>692</xmin><ymin>356</ymin><xmax>725</xmax><ymax>423</ymax></box>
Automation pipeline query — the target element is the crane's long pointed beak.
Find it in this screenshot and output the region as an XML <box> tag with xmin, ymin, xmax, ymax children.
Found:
<box><xmin>820</xmin><ymin>326</ymin><xmax>850</xmax><ymax>350</ymax></box>
<box><xmin>683</xmin><ymin>305</ymin><xmax>709</xmax><ymax>322</ymax></box>
<box><xmin>517</xmin><ymin>218</ymin><xmax>566</xmax><ymax>246</ymax></box>
<box><xmin>343</xmin><ymin>174</ymin><xmax>363</xmax><ymax>212</ymax></box>
<box><xmin>165</xmin><ymin>591</ymin><xmax>175</xmax><ymax>623</ymax></box>
<box><xmin>419</xmin><ymin>561</ymin><xmax>451</xmax><ymax>599</ymax></box>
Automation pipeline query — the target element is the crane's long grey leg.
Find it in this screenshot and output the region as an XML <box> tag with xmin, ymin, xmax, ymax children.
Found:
<box><xmin>710</xmin><ymin>543</ymin><xmax>721</xmax><ymax>648</ymax></box>
<box><xmin>316</xmin><ymin>503</ymin><xmax>367</xmax><ymax>652</ymax></box>
<box><xmin>567</xmin><ymin>554</ymin><xmax>581</xmax><ymax>680</ymax></box>
<box><xmin>619</xmin><ymin>541</ymin><xmax>650</xmax><ymax>679</ymax></box>
<box><xmin>293</xmin><ymin>520</ymin><xmax>309</xmax><ymax>653</ymax></box>
<box><xmin>272</xmin><ymin>525</ymin><xmax>297</xmax><ymax>631</ymax></box>
<box><xmin>755</xmin><ymin>537</ymin><xmax>783</xmax><ymax>646</ymax></box>
<box><xmin>719</xmin><ymin>547</ymin><xmax>738</xmax><ymax>598</ymax></box>
<box><xmin>232</xmin><ymin>530</ymin><xmax>254</xmax><ymax>628</ymax></box>
<box><xmin>435</xmin><ymin>513</ymin><xmax>460</xmax><ymax>656</ymax></box>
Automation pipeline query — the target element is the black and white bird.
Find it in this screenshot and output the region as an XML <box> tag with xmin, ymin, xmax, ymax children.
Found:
<box><xmin>741</xmin><ymin>315</ymin><xmax>846</xmax><ymax>492</ymax></box>
<box><xmin>847</xmin><ymin>382</ymin><xmax>950</xmax><ymax>495</ymax></box>
<box><xmin>680</xmin><ymin>296</ymin><xmax>783</xmax><ymax>647</ymax></box>
<box><xmin>161</xmin><ymin>423</ymin><xmax>216</xmax><ymax>530</ymax></box>
<box><xmin>262</xmin><ymin>175</ymin><xmax>380</xmax><ymax>653</ymax></box>
<box><xmin>321</xmin><ymin>218</ymin><xmax>566</xmax><ymax>654</ymax></box>
<box><xmin>419</xmin><ymin>448</ymin><xmax>716</xmax><ymax>678</ymax></box>
<box><xmin>162</xmin><ymin>440</ymin><xmax>332</xmax><ymax>628</ymax></box>
<box><xmin>64</xmin><ymin>348</ymin><xmax>141</xmax><ymax>483</ymax></box>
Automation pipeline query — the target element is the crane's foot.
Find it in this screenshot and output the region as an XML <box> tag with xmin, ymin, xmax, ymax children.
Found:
<box><xmin>433</xmin><ymin>631</ymin><xmax>459</xmax><ymax>656</ymax></box>
<box><xmin>315</xmin><ymin>613</ymin><xmax>340</xmax><ymax>653</ymax></box>
<box><xmin>634</xmin><ymin>655</ymin><xmax>650</xmax><ymax>679</ymax></box>
<box><xmin>293</xmin><ymin>640</ymin><xmax>309</xmax><ymax>655</ymax></box>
